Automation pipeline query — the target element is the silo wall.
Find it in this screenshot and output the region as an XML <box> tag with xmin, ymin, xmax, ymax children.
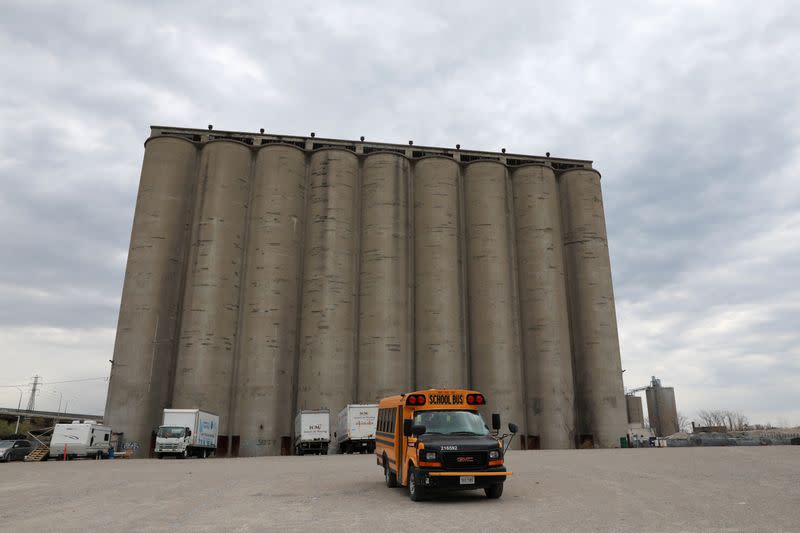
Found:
<box><xmin>512</xmin><ymin>164</ymin><xmax>576</xmax><ymax>449</ymax></box>
<box><xmin>171</xmin><ymin>141</ymin><xmax>252</xmax><ymax>436</ymax></box>
<box><xmin>233</xmin><ymin>145</ymin><xmax>307</xmax><ymax>456</ymax></box>
<box><xmin>413</xmin><ymin>157</ymin><xmax>467</xmax><ymax>389</ymax></box>
<box><xmin>296</xmin><ymin>149</ymin><xmax>360</xmax><ymax>439</ymax></box>
<box><xmin>464</xmin><ymin>161</ymin><xmax>526</xmax><ymax>443</ymax></box>
<box><xmin>105</xmin><ymin>136</ymin><xmax>198</xmax><ymax>453</ymax></box>
<box><xmin>646</xmin><ymin>386</ymin><xmax>679</xmax><ymax>437</ymax></box>
<box><xmin>560</xmin><ymin>168</ymin><xmax>627</xmax><ymax>448</ymax></box>
<box><xmin>626</xmin><ymin>394</ymin><xmax>644</xmax><ymax>425</ymax></box>
<box><xmin>357</xmin><ymin>153</ymin><xmax>413</xmax><ymax>403</ymax></box>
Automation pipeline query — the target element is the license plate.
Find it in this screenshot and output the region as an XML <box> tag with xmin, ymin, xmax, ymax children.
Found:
<box><xmin>459</xmin><ymin>476</ymin><xmax>475</xmax><ymax>485</ymax></box>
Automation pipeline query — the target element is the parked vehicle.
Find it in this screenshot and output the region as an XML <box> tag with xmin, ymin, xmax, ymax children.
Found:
<box><xmin>49</xmin><ymin>422</ymin><xmax>112</xmax><ymax>460</ymax></box>
<box><xmin>376</xmin><ymin>389</ymin><xmax>517</xmax><ymax>501</ymax></box>
<box><xmin>294</xmin><ymin>409</ymin><xmax>330</xmax><ymax>455</ymax></box>
<box><xmin>336</xmin><ymin>404</ymin><xmax>378</xmax><ymax>454</ymax></box>
<box><xmin>155</xmin><ymin>409</ymin><xmax>219</xmax><ymax>459</ymax></box>
<box><xmin>0</xmin><ymin>439</ymin><xmax>33</xmax><ymax>462</ymax></box>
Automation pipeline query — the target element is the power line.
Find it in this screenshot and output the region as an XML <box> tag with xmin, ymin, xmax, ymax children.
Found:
<box><xmin>0</xmin><ymin>376</ymin><xmax>108</xmax><ymax>388</ymax></box>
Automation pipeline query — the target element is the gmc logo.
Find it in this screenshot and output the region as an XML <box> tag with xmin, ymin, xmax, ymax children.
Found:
<box><xmin>456</xmin><ymin>456</ymin><xmax>474</xmax><ymax>463</ymax></box>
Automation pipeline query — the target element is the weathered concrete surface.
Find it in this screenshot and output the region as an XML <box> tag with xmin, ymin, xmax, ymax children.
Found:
<box><xmin>464</xmin><ymin>162</ymin><xmax>526</xmax><ymax>444</ymax></box>
<box><xmin>413</xmin><ymin>157</ymin><xmax>467</xmax><ymax>390</ymax></box>
<box><xmin>560</xmin><ymin>169</ymin><xmax>628</xmax><ymax>448</ymax></box>
<box><xmin>105</xmin><ymin>136</ymin><xmax>197</xmax><ymax>453</ymax></box>
<box><xmin>512</xmin><ymin>165</ymin><xmax>576</xmax><ymax>449</ymax></box>
<box><xmin>234</xmin><ymin>145</ymin><xmax>306</xmax><ymax>456</ymax></box>
<box><xmin>172</xmin><ymin>141</ymin><xmax>252</xmax><ymax>436</ymax></box>
<box><xmin>358</xmin><ymin>153</ymin><xmax>412</xmax><ymax>403</ymax></box>
<box><xmin>2</xmin><ymin>448</ymin><xmax>798</xmax><ymax>532</ymax></box>
<box><xmin>297</xmin><ymin>149</ymin><xmax>360</xmax><ymax>426</ymax></box>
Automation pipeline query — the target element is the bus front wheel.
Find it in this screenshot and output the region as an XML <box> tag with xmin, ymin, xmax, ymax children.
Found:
<box><xmin>408</xmin><ymin>467</ymin><xmax>426</xmax><ymax>502</ymax></box>
<box><xmin>485</xmin><ymin>483</ymin><xmax>504</xmax><ymax>499</ymax></box>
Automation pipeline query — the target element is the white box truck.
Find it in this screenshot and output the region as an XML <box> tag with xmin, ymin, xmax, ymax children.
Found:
<box><xmin>294</xmin><ymin>409</ymin><xmax>330</xmax><ymax>455</ymax></box>
<box><xmin>336</xmin><ymin>404</ymin><xmax>378</xmax><ymax>454</ymax></box>
<box><xmin>155</xmin><ymin>409</ymin><xmax>219</xmax><ymax>459</ymax></box>
<box><xmin>49</xmin><ymin>421</ymin><xmax>112</xmax><ymax>460</ymax></box>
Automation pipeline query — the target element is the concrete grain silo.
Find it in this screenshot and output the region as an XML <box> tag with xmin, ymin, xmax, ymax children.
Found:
<box><xmin>357</xmin><ymin>153</ymin><xmax>413</xmax><ymax>403</ymax></box>
<box><xmin>233</xmin><ymin>145</ymin><xmax>307</xmax><ymax>456</ymax></box>
<box><xmin>171</xmin><ymin>141</ymin><xmax>252</xmax><ymax>439</ymax></box>
<box><xmin>626</xmin><ymin>394</ymin><xmax>644</xmax><ymax>426</ymax></box>
<box><xmin>512</xmin><ymin>164</ymin><xmax>576</xmax><ymax>449</ymax></box>
<box><xmin>560</xmin><ymin>168</ymin><xmax>628</xmax><ymax>448</ymax></box>
<box><xmin>104</xmin><ymin>136</ymin><xmax>198</xmax><ymax>452</ymax></box>
<box><xmin>646</xmin><ymin>380</ymin><xmax>679</xmax><ymax>437</ymax></box>
<box><xmin>296</xmin><ymin>149</ymin><xmax>360</xmax><ymax>435</ymax></box>
<box><xmin>413</xmin><ymin>157</ymin><xmax>467</xmax><ymax>389</ymax></box>
<box><xmin>105</xmin><ymin>126</ymin><xmax>630</xmax><ymax>455</ymax></box>
<box><xmin>464</xmin><ymin>162</ymin><xmax>526</xmax><ymax>445</ymax></box>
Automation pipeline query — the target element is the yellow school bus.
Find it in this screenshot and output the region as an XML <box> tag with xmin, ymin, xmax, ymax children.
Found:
<box><xmin>375</xmin><ymin>389</ymin><xmax>517</xmax><ymax>501</ymax></box>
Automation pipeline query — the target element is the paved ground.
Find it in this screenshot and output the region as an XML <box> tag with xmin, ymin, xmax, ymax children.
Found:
<box><xmin>1</xmin><ymin>447</ymin><xmax>798</xmax><ymax>532</ymax></box>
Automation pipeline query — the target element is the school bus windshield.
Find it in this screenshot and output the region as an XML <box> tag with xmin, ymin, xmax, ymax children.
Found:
<box><xmin>412</xmin><ymin>410</ymin><xmax>490</xmax><ymax>436</ymax></box>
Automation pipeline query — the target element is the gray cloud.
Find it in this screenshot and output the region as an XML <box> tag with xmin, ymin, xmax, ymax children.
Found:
<box><xmin>1</xmin><ymin>1</ymin><xmax>798</xmax><ymax>424</ymax></box>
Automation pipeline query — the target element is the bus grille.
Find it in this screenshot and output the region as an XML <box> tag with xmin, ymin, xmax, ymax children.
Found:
<box><xmin>442</xmin><ymin>452</ymin><xmax>487</xmax><ymax>469</ymax></box>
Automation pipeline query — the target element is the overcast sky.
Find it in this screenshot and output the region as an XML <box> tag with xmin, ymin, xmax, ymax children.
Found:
<box><xmin>1</xmin><ymin>1</ymin><xmax>798</xmax><ymax>425</ymax></box>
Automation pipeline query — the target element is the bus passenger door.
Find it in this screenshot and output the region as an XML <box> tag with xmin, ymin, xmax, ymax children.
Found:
<box><xmin>395</xmin><ymin>407</ymin><xmax>406</xmax><ymax>484</ymax></box>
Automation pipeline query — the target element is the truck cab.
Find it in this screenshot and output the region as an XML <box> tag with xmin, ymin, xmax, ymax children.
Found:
<box><xmin>375</xmin><ymin>389</ymin><xmax>517</xmax><ymax>501</ymax></box>
<box><xmin>155</xmin><ymin>426</ymin><xmax>192</xmax><ymax>457</ymax></box>
<box><xmin>155</xmin><ymin>409</ymin><xmax>218</xmax><ymax>459</ymax></box>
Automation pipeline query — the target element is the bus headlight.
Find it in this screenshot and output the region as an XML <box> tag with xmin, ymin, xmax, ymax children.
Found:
<box><xmin>424</xmin><ymin>452</ymin><xmax>437</xmax><ymax>461</ymax></box>
<box><xmin>489</xmin><ymin>450</ymin><xmax>501</xmax><ymax>460</ymax></box>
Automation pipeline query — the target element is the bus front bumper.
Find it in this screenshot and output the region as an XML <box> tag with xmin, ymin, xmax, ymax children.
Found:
<box><xmin>417</xmin><ymin>466</ymin><xmax>511</xmax><ymax>490</ymax></box>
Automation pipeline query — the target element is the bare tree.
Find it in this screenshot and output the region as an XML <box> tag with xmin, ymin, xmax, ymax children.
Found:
<box><xmin>697</xmin><ymin>409</ymin><xmax>749</xmax><ymax>430</ymax></box>
<box><xmin>721</xmin><ymin>410</ymin><xmax>749</xmax><ymax>430</ymax></box>
<box><xmin>677</xmin><ymin>412</ymin><xmax>691</xmax><ymax>433</ymax></box>
<box><xmin>697</xmin><ymin>409</ymin><xmax>726</xmax><ymax>427</ymax></box>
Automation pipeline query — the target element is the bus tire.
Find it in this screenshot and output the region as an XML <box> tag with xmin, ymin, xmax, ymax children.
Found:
<box><xmin>384</xmin><ymin>456</ymin><xmax>398</xmax><ymax>488</ymax></box>
<box><xmin>485</xmin><ymin>483</ymin><xmax>504</xmax><ymax>499</ymax></box>
<box><xmin>408</xmin><ymin>467</ymin><xmax>426</xmax><ymax>501</ymax></box>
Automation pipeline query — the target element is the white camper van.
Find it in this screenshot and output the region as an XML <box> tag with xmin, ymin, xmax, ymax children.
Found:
<box><xmin>49</xmin><ymin>421</ymin><xmax>112</xmax><ymax>460</ymax></box>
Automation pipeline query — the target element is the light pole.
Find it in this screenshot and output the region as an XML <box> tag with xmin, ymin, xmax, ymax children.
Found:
<box><xmin>14</xmin><ymin>386</ymin><xmax>24</xmax><ymax>434</ymax></box>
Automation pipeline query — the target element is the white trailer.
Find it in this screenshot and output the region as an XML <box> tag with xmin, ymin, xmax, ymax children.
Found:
<box><xmin>294</xmin><ymin>409</ymin><xmax>330</xmax><ymax>455</ymax></box>
<box><xmin>336</xmin><ymin>404</ymin><xmax>378</xmax><ymax>454</ymax></box>
<box><xmin>49</xmin><ymin>421</ymin><xmax>112</xmax><ymax>460</ymax></box>
<box><xmin>155</xmin><ymin>409</ymin><xmax>219</xmax><ymax>459</ymax></box>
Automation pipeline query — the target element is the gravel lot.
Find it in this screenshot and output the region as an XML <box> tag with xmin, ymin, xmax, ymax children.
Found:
<box><xmin>1</xmin><ymin>447</ymin><xmax>798</xmax><ymax>532</ymax></box>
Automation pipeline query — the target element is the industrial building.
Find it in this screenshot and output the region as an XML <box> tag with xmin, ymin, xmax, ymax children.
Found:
<box><xmin>645</xmin><ymin>377</ymin><xmax>680</xmax><ymax>437</ymax></box>
<box><xmin>625</xmin><ymin>376</ymin><xmax>680</xmax><ymax>439</ymax></box>
<box><xmin>104</xmin><ymin>126</ymin><xmax>628</xmax><ymax>456</ymax></box>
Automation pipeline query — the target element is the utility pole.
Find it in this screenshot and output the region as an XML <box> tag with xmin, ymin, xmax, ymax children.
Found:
<box><xmin>14</xmin><ymin>386</ymin><xmax>23</xmax><ymax>434</ymax></box>
<box><xmin>26</xmin><ymin>375</ymin><xmax>41</xmax><ymax>412</ymax></box>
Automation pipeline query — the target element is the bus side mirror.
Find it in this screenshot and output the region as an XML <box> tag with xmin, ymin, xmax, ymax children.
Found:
<box><xmin>403</xmin><ymin>420</ymin><xmax>413</xmax><ymax>437</ymax></box>
<box><xmin>508</xmin><ymin>423</ymin><xmax>518</xmax><ymax>434</ymax></box>
<box><xmin>411</xmin><ymin>425</ymin><xmax>426</xmax><ymax>437</ymax></box>
<box><xmin>492</xmin><ymin>413</ymin><xmax>501</xmax><ymax>431</ymax></box>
